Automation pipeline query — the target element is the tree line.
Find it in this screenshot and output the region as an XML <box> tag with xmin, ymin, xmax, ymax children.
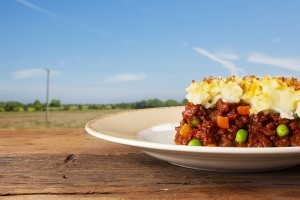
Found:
<box><xmin>0</xmin><ymin>98</ymin><xmax>187</xmax><ymax>112</ymax></box>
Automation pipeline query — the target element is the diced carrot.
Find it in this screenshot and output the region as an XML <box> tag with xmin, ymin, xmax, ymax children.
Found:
<box><xmin>180</xmin><ymin>123</ymin><xmax>193</xmax><ymax>137</ymax></box>
<box><xmin>237</xmin><ymin>106</ymin><xmax>250</xmax><ymax>115</ymax></box>
<box><xmin>217</xmin><ymin>116</ymin><xmax>229</xmax><ymax>129</ymax></box>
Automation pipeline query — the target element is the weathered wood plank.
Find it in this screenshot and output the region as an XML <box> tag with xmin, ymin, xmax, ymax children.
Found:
<box><xmin>0</xmin><ymin>153</ymin><xmax>299</xmax><ymax>199</ymax></box>
<box><xmin>1</xmin><ymin>129</ymin><xmax>300</xmax><ymax>199</ymax></box>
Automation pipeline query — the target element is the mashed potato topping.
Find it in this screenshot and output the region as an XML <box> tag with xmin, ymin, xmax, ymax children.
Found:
<box><xmin>186</xmin><ymin>75</ymin><xmax>300</xmax><ymax>119</ymax></box>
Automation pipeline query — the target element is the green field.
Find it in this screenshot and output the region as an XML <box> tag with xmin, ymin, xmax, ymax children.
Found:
<box><xmin>0</xmin><ymin>109</ymin><xmax>126</xmax><ymax>130</ymax></box>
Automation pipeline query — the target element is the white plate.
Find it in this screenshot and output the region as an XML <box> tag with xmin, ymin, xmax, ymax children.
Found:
<box><xmin>85</xmin><ymin>106</ymin><xmax>300</xmax><ymax>172</ymax></box>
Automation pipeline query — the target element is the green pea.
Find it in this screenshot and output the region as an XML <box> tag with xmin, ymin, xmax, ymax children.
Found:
<box><xmin>235</xmin><ymin>129</ymin><xmax>248</xmax><ymax>143</ymax></box>
<box><xmin>188</xmin><ymin>139</ymin><xmax>203</xmax><ymax>146</ymax></box>
<box><xmin>190</xmin><ymin>118</ymin><xmax>198</xmax><ymax>128</ymax></box>
<box><xmin>276</xmin><ymin>124</ymin><xmax>289</xmax><ymax>137</ymax></box>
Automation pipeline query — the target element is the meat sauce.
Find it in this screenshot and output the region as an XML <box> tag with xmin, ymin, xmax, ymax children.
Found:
<box><xmin>174</xmin><ymin>99</ymin><xmax>300</xmax><ymax>147</ymax></box>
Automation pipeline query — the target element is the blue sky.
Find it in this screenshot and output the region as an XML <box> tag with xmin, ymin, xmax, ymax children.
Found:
<box><xmin>1</xmin><ymin>0</ymin><xmax>300</xmax><ymax>104</ymax></box>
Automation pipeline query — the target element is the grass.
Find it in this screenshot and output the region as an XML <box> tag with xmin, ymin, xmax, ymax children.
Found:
<box><xmin>0</xmin><ymin>109</ymin><xmax>126</xmax><ymax>130</ymax></box>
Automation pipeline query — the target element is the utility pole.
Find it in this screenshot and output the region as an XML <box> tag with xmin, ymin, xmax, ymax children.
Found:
<box><xmin>46</xmin><ymin>69</ymin><xmax>50</xmax><ymax>123</ymax></box>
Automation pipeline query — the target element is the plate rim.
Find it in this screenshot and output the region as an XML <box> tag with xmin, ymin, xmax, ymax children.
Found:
<box><xmin>85</xmin><ymin>107</ymin><xmax>300</xmax><ymax>155</ymax></box>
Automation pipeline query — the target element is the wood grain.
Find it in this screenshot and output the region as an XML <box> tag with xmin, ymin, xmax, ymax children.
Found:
<box><xmin>0</xmin><ymin>129</ymin><xmax>300</xmax><ymax>199</ymax></box>
<box><xmin>0</xmin><ymin>129</ymin><xmax>138</xmax><ymax>155</ymax></box>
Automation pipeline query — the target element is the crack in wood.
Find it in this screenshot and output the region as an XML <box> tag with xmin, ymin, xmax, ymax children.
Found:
<box><xmin>64</xmin><ymin>154</ymin><xmax>77</xmax><ymax>164</ymax></box>
<box><xmin>59</xmin><ymin>154</ymin><xmax>78</xmax><ymax>179</ymax></box>
<box><xmin>1</xmin><ymin>191</ymin><xmax>115</xmax><ymax>196</ymax></box>
<box><xmin>156</xmin><ymin>182</ymin><xmax>191</xmax><ymax>185</ymax></box>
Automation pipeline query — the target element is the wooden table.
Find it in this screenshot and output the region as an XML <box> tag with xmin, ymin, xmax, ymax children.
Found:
<box><xmin>0</xmin><ymin>129</ymin><xmax>300</xmax><ymax>199</ymax></box>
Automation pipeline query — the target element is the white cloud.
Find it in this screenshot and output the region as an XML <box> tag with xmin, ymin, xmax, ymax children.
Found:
<box><xmin>13</xmin><ymin>69</ymin><xmax>44</xmax><ymax>79</ymax></box>
<box><xmin>272</xmin><ymin>38</ymin><xmax>281</xmax><ymax>44</ymax></box>
<box><xmin>105</xmin><ymin>73</ymin><xmax>146</xmax><ymax>83</ymax></box>
<box><xmin>12</xmin><ymin>69</ymin><xmax>61</xmax><ymax>79</ymax></box>
<box><xmin>16</xmin><ymin>0</ymin><xmax>134</xmax><ymax>46</ymax></box>
<box><xmin>84</xmin><ymin>25</ymin><xmax>135</xmax><ymax>46</ymax></box>
<box><xmin>247</xmin><ymin>52</ymin><xmax>300</xmax><ymax>72</ymax></box>
<box><xmin>121</xmin><ymin>39</ymin><xmax>136</xmax><ymax>46</ymax></box>
<box><xmin>83</xmin><ymin>25</ymin><xmax>115</xmax><ymax>38</ymax></box>
<box><xmin>16</xmin><ymin>0</ymin><xmax>59</xmax><ymax>19</ymax></box>
<box><xmin>182</xmin><ymin>42</ymin><xmax>189</xmax><ymax>47</ymax></box>
<box><xmin>194</xmin><ymin>47</ymin><xmax>244</xmax><ymax>75</ymax></box>
<box><xmin>216</xmin><ymin>52</ymin><xmax>240</xmax><ymax>61</ymax></box>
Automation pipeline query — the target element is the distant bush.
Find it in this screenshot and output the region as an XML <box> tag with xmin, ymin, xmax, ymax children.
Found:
<box><xmin>33</xmin><ymin>100</ymin><xmax>43</xmax><ymax>111</ymax></box>
<box><xmin>0</xmin><ymin>98</ymin><xmax>185</xmax><ymax>112</ymax></box>
<box><xmin>63</xmin><ymin>105</ymin><xmax>71</xmax><ymax>111</ymax></box>
<box><xmin>2</xmin><ymin>101</ymin><xmax>24</xmax><ymax>112</ymax></box>
<box><xmin>49</xmin><ymin>99</ymin><xmax>61</xmax><ymax>107</ymax></box>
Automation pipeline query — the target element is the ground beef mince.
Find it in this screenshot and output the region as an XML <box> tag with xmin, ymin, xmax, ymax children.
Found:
<box><xmin>174</xmin><ymin>99</ymin><xmax>300</xmax><ymax>147</ymax></box>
